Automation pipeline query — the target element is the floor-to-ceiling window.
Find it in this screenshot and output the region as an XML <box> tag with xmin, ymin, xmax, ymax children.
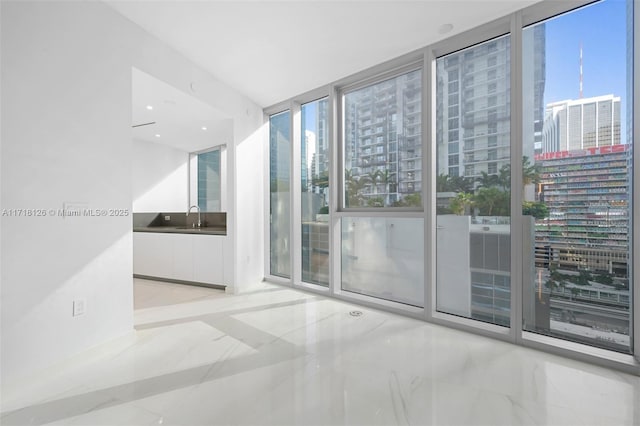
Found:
<box><xmin>522</xmin><ymin>0</ymin><xmax>633</xmax><ymax>354</ymax></box>
<box><xmin>435</xmin><ymin>35</ymin><xmax>512</xmax><ymax>327</ymax></box>
<box><xmin>269</xmin><ymin>110</ymin><xmax>291</xmax><ymax>278</ymax></box>
<box><xmin>265</xmin><ymin>0</ymin><xmax>637</xmax><ymax>372</ymax></box>
<box><xmin>301</xmin><ymin>98</ymin><xmax>330</xmax><ymax>286</ymax></box>
<box><xmin>340</xmin><ymin>69</ymin><xmax>424</xmax><ymax>306</ymax></box>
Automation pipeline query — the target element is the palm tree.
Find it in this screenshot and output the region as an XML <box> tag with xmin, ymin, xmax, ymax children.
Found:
<box><xmin>451</xmin><ymin>176</ymin><xmax>474</xmax><ymax>193</ymax></box>
<box><xmin>522</xmin><ymin>201</ymin><xmax>549</xmax><ymax>219</ymax></box>
<box><xmin>437</xmin><ymin>174</ymin><xmax>474</xmax><ymax>193</ymax></box>
<box><xmin>344</xmin><ymin>169</ymin><xmax>371</xmax><ymax>207</ymax></box>
<box><xmin>476</xmin><ymin>171</ymin><xmax>500</xmax><ymax>189</ymax></box>
<box><xmin>474</xmin><ymin>186</ymin><xmax>508</xmax><ymax>216</ymax></box>
<box><xmin>378</xmin><ymin>169</ymin><xmax>392</xmax><ymax>192</ymax></box>
<box><xmin>498</xmin><ymin>156</ymin><xmax>540</xmax><ymax>191</ymax></box>
<box><xmin>522</xmin><ymin>156</ymin><xmax>541</xmax><ymax>188</ymax></box>
<box><xmin>449</xmin><ymin>192</ymin><xmax>473</xmax><ymax>215</ymax></box>
<box><xmin>367</xmin><ymin>170</ymin><xmax>382</xmax><ymax>195</ymax></box>
<box><xmin>498</xmin><ymin>164</ymin><xmax>510</xmax><ymax>191</ymax></box>
<box><xmin>436</xmin><ymin>173</ymin><xmax>452</xmax><ymax>192</ymax></box>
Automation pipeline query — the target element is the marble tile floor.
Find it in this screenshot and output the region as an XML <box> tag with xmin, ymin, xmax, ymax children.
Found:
<box><xmin>1</xmin><ymin>278</ymin><xmax>639</xmax><ymax>426</ymax></box>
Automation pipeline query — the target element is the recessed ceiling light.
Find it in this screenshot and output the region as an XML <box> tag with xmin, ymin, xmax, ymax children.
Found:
<box><xmin>438</xmin><ymin>23</ymin><xmax>454</xmax><ymax>35</ymax></box>
<box><xmin>155</xmin><ymin>134</ymin><xmax>161</xmax><ymax>138</ymax></box>
<box><xmin>146</xmin><ymin>105</ymin><xmax>153</xmax><ymax>110</ymax></box>
<box><xmin>201</xmin><ymin>126</ymin><xmax>207</xmax><ymax>131</ymax></box>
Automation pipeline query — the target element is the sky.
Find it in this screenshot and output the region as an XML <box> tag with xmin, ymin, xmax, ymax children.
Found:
<box><xmin>538</xmin><ymin>0</ymin><xmax>629</xmax><ymax>108</ymax></box>
<box><xmin>537</xmin><ymin>0</ymin><xmax>630</xmax><ymax>144</ymax></box>
<box><xmin>302</xmin><ymin>101</ymin><xmax>318</xmax><ymax>137</ymax></box>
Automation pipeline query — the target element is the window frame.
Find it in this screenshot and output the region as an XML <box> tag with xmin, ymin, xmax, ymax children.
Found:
<box><xmin>337</xmin><ymin>61</ymin><xmax>424</xmax><ymax>213</ymax></box>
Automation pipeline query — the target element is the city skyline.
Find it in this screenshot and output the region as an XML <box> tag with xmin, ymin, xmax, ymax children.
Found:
<box><xmin>535</xmin><ymin>0</ymin><xmax>629</xmax><ymax>144</ymax></box>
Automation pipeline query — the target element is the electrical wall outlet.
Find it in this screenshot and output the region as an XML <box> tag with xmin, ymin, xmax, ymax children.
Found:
<box><xmin>73</xmin><ymin>299</ymin><xmax>86</xmax><ymax>317</ymax></box>
<box><xmin>165</xmin><ymin>215</ymin><xmax>171</xmax><ymax>221</ymax></box>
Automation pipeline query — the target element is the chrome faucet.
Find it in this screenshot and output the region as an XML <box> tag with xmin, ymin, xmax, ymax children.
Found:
<box><xmin>187</xmin><ymin>205</ymin><xmax>201</xmax><ymax>228</ymax></box>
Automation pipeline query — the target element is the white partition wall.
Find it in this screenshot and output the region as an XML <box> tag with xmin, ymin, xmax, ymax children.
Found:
<box><xmin>1</xmin><ymin>0</ymin><xmax>263</xmax><ymax>386</ymax></box>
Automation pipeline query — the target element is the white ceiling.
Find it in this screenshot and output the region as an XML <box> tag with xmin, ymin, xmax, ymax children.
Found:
<box><xmin>107</xmin><ymin>0</ymin><xmax>541</xmax><ymax>108</ymax></box>
<box><xmin>132</xmin><ymin>68</ymin><xmax>232</xmax><ymax>152</ymax></box>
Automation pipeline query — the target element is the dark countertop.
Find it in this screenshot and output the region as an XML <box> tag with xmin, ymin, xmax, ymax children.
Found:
<box><xmin>133</xmin><ymin>226</ymin><xmax>226</xmax><ymax>235</ymax></box>
<box><xmin>133</xmin><ymin>212</ymin><xmax>226</xmax><ymax>235</ymax></box>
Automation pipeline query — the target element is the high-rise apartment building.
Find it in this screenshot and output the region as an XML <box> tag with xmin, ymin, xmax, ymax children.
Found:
<box><xmin>524</xmin><ymin>25</ymin><xmax>547</xmax><ymax>158</ymax></box>
<box><xmin>343</xmin><ymin>70</ymin><xmax>422</xmax><ymax>205</ymax></box>
<box><xmin>541</xmin><ymin>95</ymin><xmax>621</xmax><ymax>153</ymax></box>
<box><xmin>437</xmin><ymin>26</ymin><xmax>545</xmax><ymax>181</ymax></box>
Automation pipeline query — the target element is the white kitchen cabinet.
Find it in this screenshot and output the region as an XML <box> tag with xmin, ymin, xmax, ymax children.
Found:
<box><xmin>133</xmin><ymin>232</ymin><xmax>172</xmax><ymax>278</ymax></box>
<box><xmin>171</xmin><ymin>233</ymin><xmax>194</xmax><ymax>282</ymax></box>
<box><xmin>193</xmin><ymin>235</ymin><xmax>224</xmax><ymax>284</ymax></box>
<box><xmin>133</xmin><ymin>232</ymin><xmax>225</xmax><ymax>285</ymax></box>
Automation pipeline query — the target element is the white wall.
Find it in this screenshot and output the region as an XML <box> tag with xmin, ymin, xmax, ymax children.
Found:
<box><xmin>132</xmin><ymin>139</ymin><xmax>189</xmax><ymax>212</ymax></box>
<box><xmin>230</xmin><ymin>112</ymin><xmax>265</xmax><ymax>292</ymax></box>
<box><xmin>0</xmin><ymin>0</ymin><xmax>264</xmax><ymax>386</ymax></box>
<box><xmin>1</xmin><ymin>0</ymin><xmax>134</xmax><ymax>385</ymax></box>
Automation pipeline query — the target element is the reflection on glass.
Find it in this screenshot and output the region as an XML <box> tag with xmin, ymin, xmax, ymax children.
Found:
<box><xmin>522</xmin><ymin>0</ymin><xmax>632</xmax><ymax>353</ymax></box>
<box><xmin>343</xmin><ymin>70</ymin><xmax>422</xmax><ymax>208</ymax></box>
<box><xmin>435</xmin><ymin>35</ymin><xmax>512</xmax><ymax>327</ymax></box>
<box><xmin>301</xmin><ymin>99</ymin><xmax>330</xmax><ymax>286</ymax></box>
<box><xmin>270</xmin><ymin>111</ymin><xmax>291</xmax><ymax>278</ymax></box>
<box><xmin>341</xmin><ymin>217</ymin><xmax>423</xmax><ymax>307</ymax></box>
